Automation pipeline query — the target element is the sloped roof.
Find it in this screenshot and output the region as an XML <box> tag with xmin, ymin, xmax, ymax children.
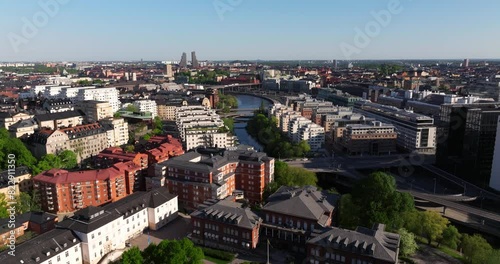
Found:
<box><xmin>191</xmin><ymin>199</ymin><xmax>261</xmax><ymax>230</ymax></box>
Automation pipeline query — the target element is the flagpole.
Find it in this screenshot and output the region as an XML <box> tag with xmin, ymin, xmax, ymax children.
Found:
<box><xmin>267</xmin><ymin>239</ymin><xmax>270</xmax><ymax>264</ymax></box>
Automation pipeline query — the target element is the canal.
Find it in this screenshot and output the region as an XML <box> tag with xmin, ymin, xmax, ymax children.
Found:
<box><xmin>232</xmin><ymin>94</ymin><xmax>272</xmax><ymax>151</ymax></box>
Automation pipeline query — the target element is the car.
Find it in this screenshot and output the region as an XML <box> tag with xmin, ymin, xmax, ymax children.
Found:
<box><xmin>302</xmin><ymin>158</ymin><xmax>308</xmax><ymax>161</ymax></box>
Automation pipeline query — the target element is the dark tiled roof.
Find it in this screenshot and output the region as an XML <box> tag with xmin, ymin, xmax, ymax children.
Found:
<box><xmin>191</xmin><ymin>199</ymin><xmax>261</xmax><ymax>229</ymax></box>
<box><xmin>57</xmin><ymin>189</ymin><xmax>177</xmax><ymax>233</ymax></box>
<box><xmin>307</xmin><ymin>224</ymin><xmax>400</xmax><ymax>263</ymax></box>
<box><xmin>263</xmin><ymin>186</ymin><xmax>339</xmax><ymax>226</ymax></box>
<box><xmin>0</xmin><ymin>229</ymin><xmax>81</xmax><ymax>264</ymax></box>
<box><xmin>35</xmin><ymin>110</ymin><xmax>85</xmax><ymax>122</ymax></box>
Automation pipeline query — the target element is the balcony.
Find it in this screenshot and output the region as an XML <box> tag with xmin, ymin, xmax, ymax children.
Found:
<box><xmin>46</xmin><ymin>191</ymin><xmax>53</xmax><ymax>195</ymax></box>
<box><xmin>47</xmin><ymin>201</ymin><xmax>53</xmax><ymax>205</ymax></box>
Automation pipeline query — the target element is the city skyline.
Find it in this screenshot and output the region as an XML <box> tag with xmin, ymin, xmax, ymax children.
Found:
<box><xmin>1</xmin><ymin>0</ymin><xmax>500</xmax><ymax>61</ymax></box>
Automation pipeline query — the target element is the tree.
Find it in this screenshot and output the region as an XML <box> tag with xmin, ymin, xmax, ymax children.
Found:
<box><xmin>420</xmin><ymin>211</ymin><xmax>449</xmax><ymax>245</ymax></box>
<box><xmin>121</xmin><ymin>247</ymin><xmax>143</xmax><ymax>264</ymax></box>
<box><xmin>461</xmin><ymin>234</ymin><xmax>493</xmax><ymax>264</ymax></box>
<box><xmin>338</xmin><ymin>194</ymin><xmax>360</xmax><ymax>229</ymax></box>
<box><xmin>439</xmin><ymin>225</ymin><xmax>461</xmax><ymax>249</ymax></box>
<box><xmin>125</xmin><ymin>104</ymin><xmax>139</xmax><ymax>112</ymax></box>
<box><xmin>273</xmin><ymin>161</ymin><xmax>317</xmax><ymax>187</ymax></box>
<box><xmin>142</xmin><ymin>238</ymin><xmax>203</xmax><ymax>264</ymax></box>
<box><xmin>58</xmin><ymin>150</ymin><xmax>77</xmax><ymax>169</ymax></box>
<box><xmin>153</xmin><ymin>116</ymin><xmax>163</xmax><ymax>131</ymax></box>
<box><xmin>15</xmin><ymin>192</ymin><xmax>32</xmax><ymax>214</ymax></box>
<box><xmin>344</xmin><ymin>172</ymin><xmax>415</xmax><ymax>230</ymax></box>
<box><xmin>485</xmin><ymin>250</ymin><xmax>500</xmax><ymax>264</ymax></box>
<box><xmin>398</xmin><ymin>228</ymin><xmax>418</xmax><ymax>257</ymax></box>
<box><xmin>0</xmin><ymin>193</ymin><xmax>8</xmax><ymax>218</ymax></box>
<box><xmin>0</xmin><ymin>128</ymin><xmax>37</xmax><ymax>170</ymax></box>
<box><xmin>124</xmin><ymin>145</ymin><xmax>135</xmax><ymax>153</ymax></box>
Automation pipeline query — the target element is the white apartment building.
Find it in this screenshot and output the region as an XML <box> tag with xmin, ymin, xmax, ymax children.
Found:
<box><xmin>176</xmin><ymin>106</ymin><xmax>234</xmax><ymax>150</ymax></box>
<box><xmin>52</xmin><ymin>189</ymin><xmax>178</xmax><ymax>264</ymax></box>
<box><xmin>101</xmin><ymin>117</ymin><xmax>129</xmax><ymax>147</ymax></box>
<box><xmin>298</xmin><ymin>122</ymin><xmax>325</xmax><ymax>151</ymax></box>
<box><xmin>133</xmin><ymin>100</ymin><xmax>158</xmax><ymax>118</ymax></box>
<box><xmin>279</xmin><ymin>111</ymin><xmax>301</xmax><ymax>132</ymax></box>
<box><xmin>288</xmin><ymin>116</ymin><xmax>313</xmax><ymax>142</ymax></box>
<box><xmin>31</xmin><ymin>85</ymin><xmax>121</xmax><ymax>112</ymax></box>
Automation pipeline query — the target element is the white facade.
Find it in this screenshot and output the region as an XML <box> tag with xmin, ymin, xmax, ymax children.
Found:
<box><xmin>101</xmin><ymin>118</ymin><xmax>129</xmax><ymax>147</ymax></box>
<box><xmin>148</xmin><ymin>195</ymin><xmax>178</xmax><ymax>230</ymax></box>
<box><xmin>490</xmin><ymin>117</ymin><xmax>500</xmax><ymax>191</ymax></box>
<box><xmin>32</xmin><ymin>86</ymin><xmax>121</xmax><ymax>112</ymax></box>
<box><xmin>133</xmin><ymin>100</ymin><xmax>158</xmax><ymax>118</ymax></box>
<box><xmin>299</xmin><ymin>123</ymin><xmax>325</xmax><ymax>151</ymax></box>
<box><xmin>176</xmin><ymin>106</ymin><xmax>234</xmax><ymax>150</ymax></box>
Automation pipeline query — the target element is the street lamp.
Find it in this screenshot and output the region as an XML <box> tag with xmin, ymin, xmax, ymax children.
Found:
<box><xmin>433</xmin><ymin>178</ymin><xmax>437</xmax><ymax>194</ymax></box>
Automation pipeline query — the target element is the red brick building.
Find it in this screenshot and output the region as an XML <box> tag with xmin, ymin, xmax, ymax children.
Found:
<box><xmin>155</xmin><ymin>146</ymin><xmax>274</xmax><ymax>209</ymax></box>
<box><xmin>260</xmin><ymin>186</ymin><xmax>340</xmax><ymax>253</ymax></box>
<box><xmin>190</xmin><ymin>199</ymin><xmax>262</xmax><ymax>252</ymax></box>
<box><xmin>95</xmin><ymin>147</ymin><xmax>148</xmax><ymax>168</ymax></box>
<box><xmin>33</xmin><ymin>161</ymin><xmax>142</xmax><ymax>214</ymax></box>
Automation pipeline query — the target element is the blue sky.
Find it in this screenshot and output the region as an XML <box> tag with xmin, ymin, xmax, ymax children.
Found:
<box><xmin>1</xmin><ymin>0</ymin><xmax>499</xmax><ymax>61</ymax></box>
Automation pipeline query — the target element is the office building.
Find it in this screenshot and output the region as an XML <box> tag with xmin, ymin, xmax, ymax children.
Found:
<box><xmin>355</xmin><ymin>101</ymin><xmax>436</xmax><ymax>155</ymax></box>
<box><xmin>438</xmin><ymin>102</ymin><xmax>500</xmax><ymax>186</ymax></box>
<box><xmin>338</xmin><ymin>121</ymin><xmax>397</xmax><ymax>156</ymax></box>
<box><xmin>463</xmin><ymin>58</ymin><xmax>470</xmax><ymax>68</ymax></box>
<box><xmin>132</xmin><ymin>100</ymin><xmax>158</xmax><ymax>119</ymax></box>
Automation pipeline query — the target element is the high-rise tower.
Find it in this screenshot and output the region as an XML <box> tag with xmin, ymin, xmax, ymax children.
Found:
<box><xmin>180</xmin><ymin>52</ymin><xmax>187</xmax><ymax>68</ymax></box>
<box><xmin>191</xmin><ymin>51</ymin><xmax>199</xmax><ymax>68</ymax></box>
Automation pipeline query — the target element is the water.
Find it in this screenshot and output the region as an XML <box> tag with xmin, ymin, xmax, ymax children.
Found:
<box><xmin>232</xmin><ymin>94</ymin><xmax>272</xmax><ymax>151</ymax></box>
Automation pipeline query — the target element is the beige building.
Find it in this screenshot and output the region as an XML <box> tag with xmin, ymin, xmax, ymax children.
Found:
<box><xmin>8</xmin><ymin>119</ymin><xmax>38</xmax><ymax>138</ymax></box>
<box><xmin>0</xmin><ymin>112</ymin><xmax>33</xmax><ymax>129</ymax></box>
<box><xmin>35</xmin><ymin>110</ymin><xmax>85</xmax><ymax>130</ymax></box>
<box><xmin>75</xmin><ymin>100</ymin><xmax>113</xmax><ymax>122</ymax></box>
<box><xmin>0</xmin><ymin>166</ymin><xmax>32</xmax><ymax>197</ymax></box>
<box><xmin>157</xmin><ymin>104</ymin><xmax>177</xmax><ymax>121</ymax></box>
<box><xmin>28</xmin><ymin>123</ymin><xmax>108</xmax><ymax>162</ymax></box>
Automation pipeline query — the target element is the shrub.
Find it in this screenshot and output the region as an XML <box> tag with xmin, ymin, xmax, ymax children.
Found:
<box><xmin>201</xmin><ymin>247</ymin><xmax>235</xmax><ymax>261</ymax></box>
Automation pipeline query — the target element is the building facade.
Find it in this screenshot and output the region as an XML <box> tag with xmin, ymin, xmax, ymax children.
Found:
<box><xmin>338</xmin><ymin>121</ymin><xmax>397</xmax><ymax>156</ymax></box>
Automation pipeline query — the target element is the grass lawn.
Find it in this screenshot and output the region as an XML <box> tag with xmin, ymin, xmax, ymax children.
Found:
<box><xmin>204</xmin><ymin>256</ymin><xmax>230</xmax><ymax>264</ymax></box>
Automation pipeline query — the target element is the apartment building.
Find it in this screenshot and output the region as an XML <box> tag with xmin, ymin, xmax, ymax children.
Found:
<box><xmin>156</xmin><ymin>101</ymin><xmax>180</xmax><ymax>121</ymax></box>
<box><xmin>35</xmin><ymin>110</ymin><xmax>85</xmax><ymax>130</ymax></box>
<box><xmin>0</xmin><ymin>211</ymin><xmax>57</xmax><ymax>246</ymax></box>
<box><xmin>34</xmin><ymin>85</ymin><xmax>121</xmax><ymax>112</ymax></box>
<box><xmin>100</xmin><ymin>117</ymin><xmax>129</xmax><ymax>147</ymax></box>
<box><xmin>76</xmin><ymin>100</ymin><xmax>113</xmax><ymax>122</ymax></box>
<box><xmin>33</xmin><ymin>159</ymin><xmax>143</xmax><ymax>213</ymax></box>
<box><xmin>190</xmin><ymin>199</ymin><xmax>262</xmax><ymax>252</ymax></box>
<box><xmin>176</xmin><ymin>106</ymin><xmax>235</xmax><ymax>150</ymax></box>
<box><xmin>0</xmin><ymin>229</ymin><xmax>84</xmax><ymax>264</ymax></box>
<box><xmin>132</xmin><ymin>100</ymin><xmax>157</xmax><ymax>118</ymax></box>
<box><xmin>306</xmin><ymin>224</ymin><xmax>400</xmax><ymax>264</ymax></box>
<box><xmin>0</xmin><ymin>111</ymin><xmax>33</xmax><ymax>129</ymax></box>
<box><xmin>288</xmin><ymin>116</ymin><xmax>325</xmax><ymax>151</ymax></box>
<box><xmin>154</xmin><ymin>147</ymin><xmax>274</xmax><ymax>208</ymax></box>
<box><xmin>0</xmin><ymin>166</ymin><xmax>32</xmax><ymax>197</ymax></box>
<box><xmin>355</xmin><ymin>101</ymin><xmax>436</xmax><ymax>155</ymax></box>
<box><xmin>8</xmin><ymin>118</ymin><xmax>38</xmax><ymax>138</ymax></box>
<box><xmin>145</xmin><ymin>135</ymin><xmax>185</xmax><ymax>165</ymax></box>
<box><xmin>339</xmin><ymin>121</ymin><xmax>397</xmax><ymax>156</ymax></box>
<box><xmin>260</xmin><ymin>185</ymin><xmax>340</xmax><ymax>253</ymax></box>
<box><xmin>2</xmin><ymin>189</ymin><xmax>178</xmax><ymax>264</ymax></box>
<box><xmin>42</xmin><ymin>98</ymin><xmax>74</xmax><ymax>113</ymax></box>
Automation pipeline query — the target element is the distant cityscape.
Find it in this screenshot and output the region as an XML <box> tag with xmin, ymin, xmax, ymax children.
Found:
<box><xmin>0</xmin><ymin>52</ymin><xmax>500</xmax><ymax>264</ymax></box>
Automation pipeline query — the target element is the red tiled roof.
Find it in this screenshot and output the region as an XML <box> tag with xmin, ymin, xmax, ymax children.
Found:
<box><xmin>34</xmin><ymin>167</ymin><xmax>122</xmax><ymax>184</ymax></box>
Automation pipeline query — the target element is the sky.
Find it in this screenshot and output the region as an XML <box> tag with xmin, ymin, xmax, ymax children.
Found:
<box><xmin>0</xmin><ymin>0</ymin><xmax>499</xmax><ymax>61</ymax></box>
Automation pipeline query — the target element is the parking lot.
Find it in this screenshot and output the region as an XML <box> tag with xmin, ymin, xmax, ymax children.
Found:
<box><xmin>129</xmin><ymin>213</ymin><xmax>192</xmax><ymax>250</ymax></box>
